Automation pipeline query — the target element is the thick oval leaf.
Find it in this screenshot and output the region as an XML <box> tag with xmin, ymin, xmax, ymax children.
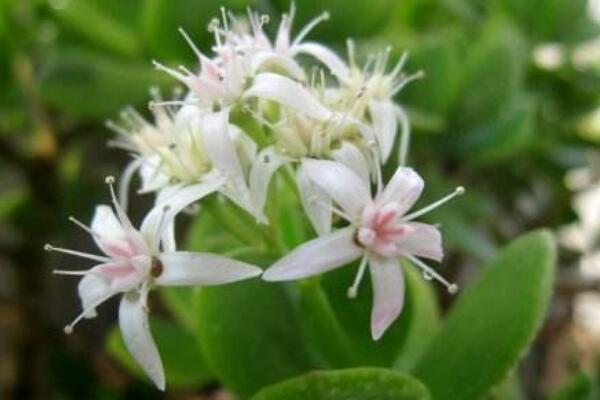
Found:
<box><xmin>453</xmin><ymin>19</ymin><xmax>527</xmax><ymax>129</ymax></box>
<box><xmin>195</xmin><ymin>279</ymin><xmax>318</xmax><ymax>398</ymax></box>
<box><xmin>106</xmin><ymin>317</ymin><xmax>213</xmax><ymax>388</ymax></box>
<box><xmin>250</xmin><ymin>368</ymin><xmax>430</xmax><ymax>400</ymax></box>
<box><xmin>414</xmin><ymin>230</ymin><xmax>556</xmax><ymax>400</ymax></box>
<box><xmin>39</xmin><ymin>49</ymin><xmax>168</xmax><ymax>118</ymax></box>
<box><xmin>298</xmin><ymin>262</ymin><xmax>440</xmax><ymax>369</ymax></box>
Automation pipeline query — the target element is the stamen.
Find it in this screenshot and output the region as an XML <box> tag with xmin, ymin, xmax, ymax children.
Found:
<box><xmin>44</xmin><ymin>244</ymin><xmax>111</xmax><ymax>263</ymax></box>
<box><xmin>407</xmin><ymin>255</ymin><xmax>458</xmax><ymax>294</ymax></box>
<box><xmin>152</xmin><ymin>60</ymin><xmax>189</xmax><ymax>83</ymax></box>
<box><xmin>52</xmin><ymin>269</ymin><xmax>90</xmax><ymax>276</ymax></box>
<box><xmin>68</xmin><ymin>216</ymin><xmax>100</xmax><ymax>238</ymax></box>
<box><xmin>178</xmin><ymin>27</ymin><xmax>204</xmax><ymax>60</ymax></box>
<box><xmin>347</xmin><ymin>255</ymin><xmax>368</xmax><ymax>298</ymax></box>
<box><xmin>347</xmin><ymin>39</ymin><xmax>356</xmax><ymax>68</ymax></box>
<box><xmin>293</xmin><ymin>11</ymin><xmax>330</xmax><ymax>46</ymax></box>
<box><xmin>105</xmin><ymin>176</ymin><xmax>134</xmax><ymax>229</ymax></box>
<box><xmin>392</xmin><ymin>70</ymin><xmax>425</xmax><ymax>95</ymax></box>
<box><xmin>402</xmin><ymin>186</ymin><xmax>465</xmax><ymax>222</ymax></box>
<box><xmin>390</xmin><ymin>51</ymin><xmax>409</xmax><ymax>79</ymax></box>
<box><xmin>309</xmin><ymin>197</ymin><xmax>353</xmax><ymax>222</ymax></box>
<box><xmin>63</xmin><ymin>293</ymin><xmax>113</xmax><ymax>335</ymax></box>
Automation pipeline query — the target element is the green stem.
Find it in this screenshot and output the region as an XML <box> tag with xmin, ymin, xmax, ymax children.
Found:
<box><xmin>203</xmin><ymin>196</ymin><xmax>265</xmax><ymax>248</ymax></box>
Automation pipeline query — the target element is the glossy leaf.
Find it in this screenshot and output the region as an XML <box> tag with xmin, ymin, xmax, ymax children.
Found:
<box><xmin>195</xmin><ymin>279</ymin><xmax>318</xmax><ymax>398</ymax></box>
<box><xmin>299</xmin><ymin>259</ymin><xmax>440</xmax><ymax>368</ymax></box>
<box><xmin>251</xmin><ymin>368</ymin><xmax>430</xmax><ymax>400</ymax></box>
<box><xmin>414</xmin><ymin>230</ymin><xmax>556</xmax><ymax>400</ymax></box>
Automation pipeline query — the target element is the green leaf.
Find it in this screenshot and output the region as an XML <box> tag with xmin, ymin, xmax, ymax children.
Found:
<box><xmin>548</xmin><ymin>372</ymin><xmax>598</xmax><ymax>400</ymax></box>
<box><xmin>106</xmin><ymin>317</ymin><xmax>213</xmax><ymax>388</ymax></box>
<box><xmin>456</xmin><ymin>97</ymin><xmax>536</xmax><ymax>164</ymax></box>
<box><xmin>250</xmin><ymin>368</ymin><xmax>431</xmax><ymax>400</ymax></box>
<box><xmin>50</xmin><ymin>0</ymin><xmax>142</xmax><ymax>58</ymax></box>
<box><xmin>195</xmin><ymin>279</ymin><xmax>318</xmax><ymax>398</ymax></box>
<box><xmin>401</xmin><ymin>31</ymin><xmax>463</xmax><ymax>116</ymax></box>
<box><xmin>299</xmin><ymin>260</ymin><xmax>440</xmax><ymax>369</ymax></box>
<box><xmin>39</xmin><ymin>49</ymin><xmax>167</xmax><ymax>118</ymax></box>
<box><xmin>453</xmin><ymin>19</ymin><xmax>527</xmax><ymax>129</ymax></box>
<box><xmin>414</xmin><ymin>230</ymin><xmax>556</xmax><ymax>400</ymax></box>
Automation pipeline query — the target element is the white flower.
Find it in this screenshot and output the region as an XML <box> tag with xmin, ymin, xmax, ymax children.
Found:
<box><xmin>310</xmin><ymin>43</ymin><xmax>423</xmax><ymax>165</ymax></box>
<box><xmin>109</xmin><ymin>103</ymin><xmax>261</xmax><ymax>222</ymax></box>
<box><xmin>47</xmin><ymin>177</ymin><xmax>262</xmax><ymax>390</ymax></box>
<box><xmin>263</xmin><ymin>160</ymin><xmax>463</xmax><ymax>340</ymax></box>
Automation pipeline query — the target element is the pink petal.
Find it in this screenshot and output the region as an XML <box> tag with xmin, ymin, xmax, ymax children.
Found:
<box><xmin>396</xmin><ymin>222</ymin><xmax>443</xmax><ymax>262</ymax></box>
<box><xmin>369</xmin><ymin>255</ymin><xmax>405</xmax><ymax>340</ymax></box>
<box><xmin>378</xmin><ymin>166</ymin><xmax>424</xmax><ymax>215</ymax></box>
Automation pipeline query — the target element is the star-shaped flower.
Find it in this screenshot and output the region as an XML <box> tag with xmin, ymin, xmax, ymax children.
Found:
<box><xmin>263</xmin><ymin>160</ymin><xmax>463</xmax><ymax>340</ymax></box>
<box><xmin>47</xmin><ymin>177</ymin><xmax>262</xmax><ymax>390</ymax></box>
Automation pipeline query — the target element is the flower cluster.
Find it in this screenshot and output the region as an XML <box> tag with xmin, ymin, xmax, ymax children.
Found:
<box><xmin>47</xmin><ymin>6</ymin><xmax>464</xmax><ymax>390</ymax></box>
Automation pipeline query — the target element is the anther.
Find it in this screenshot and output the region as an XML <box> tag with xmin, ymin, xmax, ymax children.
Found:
<box><xmin>447</xmin><ymin>284</ymin><xmax>459</xmax><ymax>294</ymax></box>
<box><xmin>105</xmin><ymin>176</ymin><xmax>115</xmax><ymax>184</ymax></box>
<box><xmin>63</xmin><ymin>325</ymin><xmax>74</xmax><ymax>335</ymax></box>
<box><xmin>44</xmin><ymin>244</ymin><xmax>53</xmax><ymax>251</ymax></box>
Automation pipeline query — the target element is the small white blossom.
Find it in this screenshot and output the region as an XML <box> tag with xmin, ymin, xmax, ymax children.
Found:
<box><xmin>47</xmin><ymin>177</ymin><xmax>262</xmax><ymax>390</ymax></box>
<box><xmin>263</xmin><ymin>160</ymin><xmax>463</xmax><ymax>340</ymax></box>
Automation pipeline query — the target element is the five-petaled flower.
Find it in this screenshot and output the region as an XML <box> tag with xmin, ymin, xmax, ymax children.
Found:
<box><xmin>47</xmin><ymin>177</ymin><xmax>262</xmax><ymax>390</ymax></box>
<box><xmin>263</xmin><ymin>160</ymin><xmax>463</xmax><ymax>340</ymax></box>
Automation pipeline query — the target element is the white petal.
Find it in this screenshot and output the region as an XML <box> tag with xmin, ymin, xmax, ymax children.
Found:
<box><xmin>156</xmin><ymin>251</ymin><xmax>262</xmax><ymax>286</ymax></box>
<box><xmin>140</xmin><ymin>178</ymin><xmax>224</xmax><ymax>247</ymax></box>
<box><xmin>297</xmin><ymin>163</ymin><xmax>332</xmax><ymax>235</ymax></box>
<box><xmin>369</xmin><ymin>100</ymin><xmax>397</xmax><ymax>163</ymax></box>
<box><xmin>331</xmin><ymin>142</ymin><xmax>370</xmax><ymax>186</ymax></box>
<box><xmin>91</xmin><ymin>205</ymin><xmax>145</xmax><ymax>257</ymax></box>
<box><xmin>303</xmin><ymin>159</ymin><xmax>371</xmax><ymax>219</ymax></box>
<box><xmin>229</xmin><ymin>124</ymin><xmax>258</xmax><ymax>174</ymax></box>
<box><xmin>293</xmin><ymin>42</ymin><xmax>350</xmax><ymax>83</ymax></box>
<box><xmin>397</xmin><ymin>222</ymin><xmax>443</xmax><ymax>262</ymax></box>
<box><xmin>369</xmin><ymin>255</ymin><xmax>405</xmax><ymax>341</ymax></box>
<box><xmin>201</xmin><ymin>110</ymin><xmax>254</xmax><ymax>216</ymax></box>
<box><xmin>91</xmin><ymin>205</ymin><xmax>126</xmax><ymax>243</ymax></box>
<box><xmin>378</xmin><ymin>166</ymin><xmax>424</xmax><ymax>215</ymax></box>
<box><xmin>263</xmin><ymin>227</ymin><xmax>362</xmax><ymax>281</ymax></box>
<box><xmin>78</xmin><ymin>273</ymin><xmax>111</xmax><ymax>319</ymax></box>
<box><xmin>244</xmin><ymin>73</ymin><xmax>332</xmax><ymax>120</ymax></box>
<box><xmin>119</xmin><ymin>293</ymin><xmax>165</xmax><ymax>391</ymax></box>
<box><xmin>118</xmin><ymin>158</ymin><xmax>145</xmax><ymax>212</ymax></box>
<box><xmin>251</xmin><ymin>51</ymin><xmax>306</xmax><ymax>81</ymax></box>
<box><xmin>249</xmin><ymin>146</ymin><xmax>292</xmax><ymax>223</ymax></box>
<box><xmin>138</xmin><ymin>155</ymin><xmax>170</xmax><ymax>194</ymax></box>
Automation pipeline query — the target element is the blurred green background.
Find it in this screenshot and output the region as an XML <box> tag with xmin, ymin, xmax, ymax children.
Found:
<box><xmin>1</xmin><ymin>0</ymin><xmax>600</xmax><ymax>399</ymax></box>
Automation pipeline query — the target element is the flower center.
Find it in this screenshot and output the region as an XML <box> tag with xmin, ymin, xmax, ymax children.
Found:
<box><xmin>150</xmin><ymin>256</ymin><xmax>164</xmax><ymax>278</ymax></box>
<box><xmin>355</xmin><ymin>203</ymin><xmax>410</xmax><ymax>257</ymax></box>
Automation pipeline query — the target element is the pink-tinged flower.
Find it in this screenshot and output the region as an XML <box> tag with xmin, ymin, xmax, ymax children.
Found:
<box><xmin>47</xmin><ymin>177</ymin><xmax>262</xmax><ymax>390</ymax></box>
<box><xmin>263</xmin><ymin>160</ymin><xmax>463</xmax><ymax>340</ymax></box>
